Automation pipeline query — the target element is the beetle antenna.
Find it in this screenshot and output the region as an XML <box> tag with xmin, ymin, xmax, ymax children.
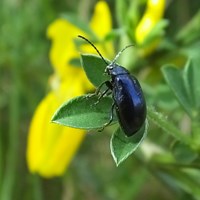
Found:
<box><xmin>78</xmin><ymin>35</ymin><xmax>109</xmax><ymax>65</ymax></box>
<box><xmin>111</xmin><ymin>44</ymin><xmax>134</xmax><ymax>65</ymax></box>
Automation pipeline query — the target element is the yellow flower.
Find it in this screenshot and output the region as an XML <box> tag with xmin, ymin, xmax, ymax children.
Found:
<box><xmin>26</xmin><ymin>0</ymin><xmax>113</xmax><ymax>178</ymax></box>
<box><xmin>90</xmin><ymin>1</ymin><xmax>112</xmax><ymax>39</ymax></box>
<box><xmin>135</xmin><ymin>0</ymin><xmax>165</xmax><ymax>54</ymax></box>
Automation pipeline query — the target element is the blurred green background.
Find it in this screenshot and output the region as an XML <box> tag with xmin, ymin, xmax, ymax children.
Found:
<box><xmin>1</xmin><ymin>0</ymin><xmax>200</xmax><ymax>199</ymax></box>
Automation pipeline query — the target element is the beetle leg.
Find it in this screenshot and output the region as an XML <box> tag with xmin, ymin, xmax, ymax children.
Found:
<box><xmin>94</xmin><ymin>81</ymin><xmax>112</xmax><ymax>105</ymax></box>
<box><xmin>105</xmin><ymin>102</ymin><xmax>115</xmax><ymax>126</ymax></box>
<box><xmin>94</xmin><ymin>87</ymin><xmax>110</xmax><ymax>105</ymax></box>
<box><xmin>104</xmin><ymin>91</ymin><xmax>112</xmax><ymax>96</ymax></box>
<box><xmin>97</xmin><ymin>81</ymin><xmax>113</xmax><ymax>100</ymax></box>
<box><xmin>98</xmin><ymin>102</ymin><xmax>115</xmax><ymax>132</ymax></box>
<box><xmin>97</xmin><ymin>87</ymin><xmax>110</xmax><ymax>99</ymax></box>
<box><xmin>105</xmin><ymin>81</ymin><xmax>113</xmax><ymax>90</ymax></box>
<box><xmin>95</xmin><ymin>81</ymin><xmax>110</xmax><ymax>95</ymax></box>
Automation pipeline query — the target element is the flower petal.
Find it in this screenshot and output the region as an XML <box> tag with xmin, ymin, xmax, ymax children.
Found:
<box><xmin>27</xmin><ymin>79</ymin><xmax>87</xmax><ymax>177</ymax></box>
<box><xmin>135</xmin><ymin>0</ymin><xmax>165</xmax><ymax>44</ymax></box>
<box><xmin>81</xmin><ymin>1</ymin><xmax>114</xmax><ymax>59</ymax></box>
<box><xmin>90</xmin><ymin>1</ymin><xmax>112</xmax><ymax>39</ymax></box>
<box><xmin>47</xmin><ymin>19</ymin><xmax>85</xmax><ymax>79</ymax></box>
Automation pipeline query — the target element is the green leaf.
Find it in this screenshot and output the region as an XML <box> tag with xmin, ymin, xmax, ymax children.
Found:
<box><xmin>161</xmin><ymin>65</ymin><xmax>192</xmax><ymax>117</ymax></box>
<box><xmin>183</xmin><ymin>59</ymin><xmax>200</xmax><ymax>113</ymax></box>
<box><xmin>177</xmin><ymin>169</ymin><xmax>200</xmax><ymax>199</ymax></box>
<box><xmin>176</xmin><ymin>10</ymin><xmax>200</xmax><ymax>45</ymax></box>
<box><xmin>157</xmin><ymin>168</ymin><xmax>200</xmax><ymax>199</ymax></box>
<box><xmin>162</xmin><ymin>58</ymin><xmax>200</xmax><ymax>119</ymax></box>
<box><xmin>172</xmin><ymin>142</ymin><xmax>198</xmax><ymax>164</ymax></box>
<box><xmin>81</xmin><ymin>54</ymin><xmax>110</xmax><ymax>87</ymax></box>
<box><xmin>110</xmin><ymin>120</ymin><xmax>148</xmax><ymax>166</ymax></box>
<box><xmin>52</xmin><ymin>94</ymin><xmax>117</xmax><ymax>129</ymax></box>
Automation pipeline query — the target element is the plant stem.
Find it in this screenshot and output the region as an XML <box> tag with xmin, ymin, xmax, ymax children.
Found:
<box><xmin>0</xmin><ymin>129</ymin><xmax>3</xmax><ymax>188</ymax></box>
<box><xmin>147</xmin><ymin>106</ymin><xmax>190</xmax><ymax>145</ymax></box>
<box><xmin>32</xmin><ymin>175</ymin><xmax>43</xmax><ymax>200</ymax></box>
<box><xmin>0</xmin><ymin>64</ymin><xmax>20</xmax><ymax>200</ymax></box>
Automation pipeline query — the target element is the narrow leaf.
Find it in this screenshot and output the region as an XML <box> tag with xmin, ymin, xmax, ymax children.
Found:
<box><xmin>52</xmin><ymin>94</ymin><xmax>117</xmax><ymax>129</ymax></box>
<box><xmin>157</xmin><ymin>168</ymin><xmax>200</xmax><ymax>199</ymax></box>
<box><xmin>172</xmin><ymin>142</ymin><xmax>198</xmax><ymax>164</ymax></box>
<box><xmin>183</xmin><ymin>58</ymin><xmax>200</xmax><ymax>112</ymax></box>
<box><xmin>161</xmin><ymin>65</ymin><xmax>192</xmax><ymax>116</ymax></box>
<box><xmin>176</xmin><ymin>10</ymin><xmax>200</xmax><ymax>45</ymax></box>
<box><xmin>110</xmin><ymin>120</ymin><xmax>148</xmax><ymax>166</ymax></box>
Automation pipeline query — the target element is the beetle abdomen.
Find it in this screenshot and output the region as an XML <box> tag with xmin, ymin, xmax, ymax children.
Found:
<box><xmin>113</xmin><ymin>75</ymin><xmax>146</xmax><ymax>137</ymax></box>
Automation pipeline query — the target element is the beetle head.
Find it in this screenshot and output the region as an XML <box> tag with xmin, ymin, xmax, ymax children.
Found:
<box><xmin>105</xmin><ymin>63</ymin><xmax>129</xmax><ymax>76</ymax></box>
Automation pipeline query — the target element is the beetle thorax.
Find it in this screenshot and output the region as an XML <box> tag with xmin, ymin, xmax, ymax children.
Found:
<box><xmin>106</xmin><ymin>64</ymin><xmax>129</xmax><ymax>76</ymax></box>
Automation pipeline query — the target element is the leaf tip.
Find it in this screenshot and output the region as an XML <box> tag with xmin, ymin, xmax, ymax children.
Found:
<box><xmin>50</xmin><ymin>112</ymin><xmax>57</xmax><ymax>122</ymax></box>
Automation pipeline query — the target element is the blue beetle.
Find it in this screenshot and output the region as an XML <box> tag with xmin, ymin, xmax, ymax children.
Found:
<box><xmin>78</xmin><ymin>35</ymin><xmax>146</xmax><ymax>137</ymax></box>
<box><xmin>105</xmin><ymin>65</ymin><xmax>146</xmax><ymax>137</ymax></box>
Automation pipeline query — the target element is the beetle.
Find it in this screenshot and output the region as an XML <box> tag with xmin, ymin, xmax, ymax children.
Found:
<box><xmin>78</xmin><ymin>35</ymin><xmax>146</xmax><ymax>137</ymax></box>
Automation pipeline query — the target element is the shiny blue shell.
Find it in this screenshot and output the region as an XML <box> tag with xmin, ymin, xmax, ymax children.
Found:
<box><xmin>108</xmin><ymin>65</ymin><xmax>146</xmax><ymax>137</ymax></box>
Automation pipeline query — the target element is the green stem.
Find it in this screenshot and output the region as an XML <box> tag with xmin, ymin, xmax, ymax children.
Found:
<box><xmin>0</xmin><ymin>129</ymin><xmax>3</xmax><ymax>188</ymax></box>
<box><xmin>191</xmin><ymin>119</ymin><xmax>200</xmax><ymax>150</ymax></box>
<box><xmin>147</xmin><ymin>106</ymin><xmax>190</xmax><ymax>145</ymax></box>
<box><xmin>155</xmin><ymin>162</ymin><xmax>200</xmax><ymax>170</ymax></box>
<box><xmin>32</xmin><ymin>175</ymin><xmax>43</xmax><ymax>200</ymax></box>
<box><xmin>0</xmin><ymin>64</ymin><xmax>20</xmax><ymax>200</ymax></box>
